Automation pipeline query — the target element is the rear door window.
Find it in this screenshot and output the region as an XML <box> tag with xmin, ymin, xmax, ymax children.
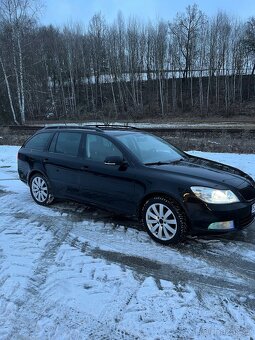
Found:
<box><xmin>54</xmin><ymin>132</ymin><xmax>82</xmax><ymax>157</ymax></box>
<box><xmin>25</xmin><ymin>132</ymin><xmax>53</xmax><ymax>151</ymax></box>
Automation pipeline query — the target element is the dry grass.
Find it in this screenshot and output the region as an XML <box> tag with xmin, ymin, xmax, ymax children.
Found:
<box><xmin>156</xmin><ymin>130</ymin><xmax>255</xmax><ymax>153</ymax></box>
<box><xmin>0</xmin><ymin>127</ymin><xmax>254</xmax><ymax>154</ymax></box>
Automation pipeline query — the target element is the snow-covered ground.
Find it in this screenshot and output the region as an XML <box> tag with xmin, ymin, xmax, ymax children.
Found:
<box><xmin>0</xmin><ymin>146</ymin><xmax>255</xmax><ymax>339</ymax></box>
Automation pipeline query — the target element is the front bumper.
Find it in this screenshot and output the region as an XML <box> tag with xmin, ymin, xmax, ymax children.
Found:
<box><xmin>185</xmin><ymin>198</ymin><xmax>255</xmax><ymax>234</ymax></box>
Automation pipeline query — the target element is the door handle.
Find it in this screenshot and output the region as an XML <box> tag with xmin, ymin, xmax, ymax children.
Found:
<box><xmin>43</xmin><ymin>158</ymin><xmax>49</xmax><ymax>163</ymax></box>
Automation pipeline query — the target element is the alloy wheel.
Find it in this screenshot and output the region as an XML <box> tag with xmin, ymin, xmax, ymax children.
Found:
<box><xmin>31</xmin><ymin>176</ymin><xmax>49</xmax><ymax>203</ymax></box>
<box><xmin>145</xmin><ymin>203</ymin><xmax>177</xmax><ymax>241</ymax></box>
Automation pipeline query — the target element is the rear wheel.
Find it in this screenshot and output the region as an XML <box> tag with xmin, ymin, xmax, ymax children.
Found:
<box><xmin>141</xmin><ymin>196</ymin><xmax>187</xmax><ymax>245</ymax></box>
<box><xmin>30</xmin><ymin>174</ymin><xmax>54</xmax><ymax>206</ymax></box>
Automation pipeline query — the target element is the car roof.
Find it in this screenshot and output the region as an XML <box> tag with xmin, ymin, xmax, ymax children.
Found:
<box><xmin>40</xmin><ymin>125</ymin><xmax>142</xmax><ymax>136</ymax></box>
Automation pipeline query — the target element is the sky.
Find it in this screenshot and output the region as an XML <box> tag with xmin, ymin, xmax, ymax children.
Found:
<box><xmin>40</xmin><ymin>0</ymin><xmax>255</xmax><ymax>27</ymax></box>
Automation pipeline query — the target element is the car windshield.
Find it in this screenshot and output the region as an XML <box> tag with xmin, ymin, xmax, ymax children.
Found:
<box><xmin>116</xmin><ymin>133</ymin><xmax>186</xmax><ymax>164</ymax></box>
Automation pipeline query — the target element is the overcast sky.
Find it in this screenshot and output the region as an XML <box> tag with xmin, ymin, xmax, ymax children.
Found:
<box><xmin>40</xmin><ymin>0</ymin><xmax>255</xmax><ymax>27</ymax></box>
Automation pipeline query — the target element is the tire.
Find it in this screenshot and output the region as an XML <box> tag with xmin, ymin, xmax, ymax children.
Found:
<box><xmin>29</xmin><ymin>173</ymin><xmax>54</xmax><ymax>206</ymax></box>
<box><xmin>141</xmin><ymin>196</ymin><xmax>187</xmax><ymax>245</ymax></box>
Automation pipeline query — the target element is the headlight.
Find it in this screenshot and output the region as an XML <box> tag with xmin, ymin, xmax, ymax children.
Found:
<box><xmin>191</xmin><ymin>186</ymin><xmax>239</xmax><ymax>204</ymax></box>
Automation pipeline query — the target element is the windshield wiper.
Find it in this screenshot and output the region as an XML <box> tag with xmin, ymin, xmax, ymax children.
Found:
<box><xmin>144</xmin><ymin>161</ymin><xmax>171</xmax><ymax>166</ymax></box>
<box><xmin>144</xmin><ymin>159</ymin><xmax>183</xmax><ymax>166</ymax></box>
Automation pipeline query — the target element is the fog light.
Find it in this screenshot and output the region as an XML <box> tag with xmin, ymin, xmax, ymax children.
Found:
<box><xmin>208</xmin><ymin>221</ymin><xmax>235</xmax><ymax>230</ymax></box>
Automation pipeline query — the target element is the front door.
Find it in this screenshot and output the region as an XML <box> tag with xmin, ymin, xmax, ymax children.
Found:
<box><xmin>79</xmin><ymin>133</ymin><xmax>137</xmax><ymax>215</ymax></box>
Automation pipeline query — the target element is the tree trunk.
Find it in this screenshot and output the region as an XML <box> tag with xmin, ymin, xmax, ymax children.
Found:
<box><xmin>159</xmin><ymin>72</ymin><xmax>164</xmax><ymax>115</ymax></box>
<box><xmin>251</xmin><ymin>64</ymin><xmax>255</xmax><ymax>75</ymax></box>
<box><xmin>0</xmin><ymin>56</ymin><xmax>19</xmax><ymax>124</ymax></box>
<box><xmin>206</xmin><ymin>75</ymin><xmax>211</xmax><ymax>115</ymax></box>
<box><xmin>172</xmin><ymin>76</ymin><xmax>177</xmax><ymax>114</ymax></box>
<box><xmin>190</xmin><ymin>74</ymin><xmax>193</xmax><ymax>109</ymax></box>
<box><xmin>199</xmin><ymin>73</ymin><xmax>203</xmax><ymax>114</ymax></box>
<box><xmin>17</xmin><ymin>32</ymin><xmax>25</xmax><ymax>124</ymax></box>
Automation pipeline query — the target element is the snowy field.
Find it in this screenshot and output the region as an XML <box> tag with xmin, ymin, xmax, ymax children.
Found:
<box><xmin>0</xmin><ymin>146</ymin><xmax>255</xmax><ymax>339</ymax></box>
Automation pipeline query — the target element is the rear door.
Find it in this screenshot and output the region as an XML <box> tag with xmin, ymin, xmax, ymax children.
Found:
<box><xmin>45</xmin><ymin>131</ymin><xmax>83</xmax><ymax>199</ymax></box>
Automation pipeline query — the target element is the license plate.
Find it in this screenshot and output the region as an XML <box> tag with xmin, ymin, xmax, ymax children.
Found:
<box><xmin>252</xmin><ymin>203</ymin><xmax>255</xmax><ymax>215</ymax></box>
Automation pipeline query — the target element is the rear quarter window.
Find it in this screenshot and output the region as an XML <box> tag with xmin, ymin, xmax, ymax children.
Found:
<box><xmin>25</xmin><ymin>132</ymin><xmax>53</xmax><ymax>151</ymax></box>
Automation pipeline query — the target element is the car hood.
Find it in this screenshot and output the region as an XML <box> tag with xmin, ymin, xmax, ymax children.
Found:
<box><xmin>148</xmin><ymin>155</ymin><xmax>254</xmax><ymax>189</ymax></box>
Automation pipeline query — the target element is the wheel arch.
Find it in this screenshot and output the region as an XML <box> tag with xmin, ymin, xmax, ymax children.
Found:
<box><xmin>28</xmin><ymin>169</ymin><xmax>48</xmax><ymax>185</ymax></box>
<box><xmin>138</xmin><ymin>192</ymin><xmax>188</xmax><ymax>222</ymax></box>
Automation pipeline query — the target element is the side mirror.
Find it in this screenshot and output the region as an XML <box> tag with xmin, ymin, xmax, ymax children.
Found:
<box><xmin>104</xmin><ymin>156</ymin><xmax>127</xmax><ymax>167</ymax></box>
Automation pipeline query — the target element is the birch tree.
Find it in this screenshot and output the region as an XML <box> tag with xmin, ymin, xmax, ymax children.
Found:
<box><xmin>0</xmin><ymin>0</ymin><xmax>39</xmax><ymax>124</ymax></box>
<box><xmin>0</xmin><ymin>54</ymin><xmax>19</xmax><ymax>124</ymax></box>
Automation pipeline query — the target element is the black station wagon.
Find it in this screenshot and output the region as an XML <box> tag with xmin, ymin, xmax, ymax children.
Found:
<box><xmin>18</xmin><ymin>125</ymin><xmax>255</xmax><ymax>244</ymax></box>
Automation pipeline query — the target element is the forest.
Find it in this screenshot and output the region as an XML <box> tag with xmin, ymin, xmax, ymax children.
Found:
<box><xmin>0</xmin><ymin>0</ymin><xmax>255</xmax><ymax>124</ymax></box>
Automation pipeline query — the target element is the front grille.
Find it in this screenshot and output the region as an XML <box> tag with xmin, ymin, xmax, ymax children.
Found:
<box><xmin>239</xmin><ymin>185</ymin><xmax>255</xmax><ymax>201</ymax></box>
<box><xmin>237</xmin><ymin>214</ymin><xmax>255</xmax><ymax>229</ymax></box>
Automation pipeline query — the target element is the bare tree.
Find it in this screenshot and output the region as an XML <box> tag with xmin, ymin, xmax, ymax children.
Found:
<box><xmin>154</xmin><ymin>21</ymin><xmax>168</xmax><ymax>115</ymax></box>
<box><xmin>243</xmin><ymin>17</ymin><xmax>255</xmax><ymax>75</ymax></box>
<box><xmin>0</xmin><ymin>54</ymin><xmax>19</xmax><ymax>124</ymax></box>
<box><xmin>0</xmin><ymin>0</ymin><xmax>39</xmax><ymax>124</ymax></box>
<box><xmin>88</xmin><ymin>13</ymin><xmax>107</xmax><ymax>110</ymax></box>
<box><xmin>170</xmin><ymin>4</ymin><xmax>206</xmax><ymax>112</ymax></box>
<box><xmin>170</xmin><ymin>4</ymin><xmax>206</xmax><ymax>78</ymax></box>
<box><xmin>0</xmin><ymin>3</ymin><xmax>255</xmax><ymax>123</ymax></box>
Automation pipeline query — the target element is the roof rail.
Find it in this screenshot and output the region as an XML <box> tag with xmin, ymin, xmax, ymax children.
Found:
<box><xmin>43</xmin><ymin>125</ymin><xmax>103</xmax><ymax>132</ymax></box>
<box><xmin>93</xmin><ymin>124</ymin><xmax>140</xmax><ymax>130</ymax></box>
<box><xmin>43</xmin><ymin>124</ymin><xmax>140</xmax><ymax>132</ymax></box>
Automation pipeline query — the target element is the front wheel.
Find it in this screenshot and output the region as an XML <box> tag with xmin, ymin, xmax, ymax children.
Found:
<box><xmin>141</xmin><ymin>197</ymin><xmax>187</xmax><ymax>245</ymax></box>
<box><xmin>30</xmin><ymin>174</ymin><xmax>54</xmax><ymax>206</ymax></box>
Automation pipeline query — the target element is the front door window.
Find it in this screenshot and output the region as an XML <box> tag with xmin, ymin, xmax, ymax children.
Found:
<box><xmin>85</xmin><ymin>134</ymin><xmax>123</xmax><ymax>162</ymax></box>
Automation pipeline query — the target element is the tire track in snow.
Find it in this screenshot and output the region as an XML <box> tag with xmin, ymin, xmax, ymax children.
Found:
<box><xmin>1</xmin><ymin>189</ymin><xmax>255</xmax><ymax>338</ymax></box>
<box><xmin>66</xmin><ymin>223</ymin><xmax>255</xmax><ymax>296</ymax></box>
<box><xmin>2</xmin><ymin>191</ymin><xmax>255</xmax><ymax>299</ymax></box>
<box><xmin>47</xmin><ymin>201</ymin><xmax>255</xmax><ymax>288</ymax></box>
<box><xmin>0</xmin><ymin>204</ymin><xmax>140</xmax><ymax>339</ymax></box>
<box><xmin>6</xmin><ymin>218</ymin><xmax>75</xmax><ymax>338</ymax></box>
<box><xmin>3</xmin><ymin>197</ymin><xmax>255</xmax><ymax>299</ymax></box>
